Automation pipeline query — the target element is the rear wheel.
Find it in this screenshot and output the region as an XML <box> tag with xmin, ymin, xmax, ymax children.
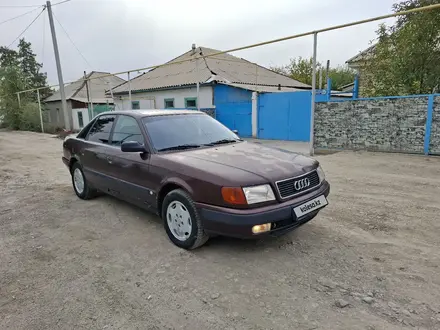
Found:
<box><xmin>162</xmin><ymin>189</ymin><xmax>209</xmax><ymax>249</ymax></box>
<box><xmin>71</xmin><ymin>162</ymin><xmax>96</xmax><ymax>200</ymax></box>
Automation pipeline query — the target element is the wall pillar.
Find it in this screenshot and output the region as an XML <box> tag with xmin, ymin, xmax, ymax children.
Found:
<box><xmin>424</xmin><ymin>95</ymin><xmax>434</xmax><ymax>155</ymax></box>
<box><xmin>326</xmin><ymin>78</ymin><xmax>332</xmax><ymax>101</ymax></box>
<box><xmin>353</xmin><ymin>74</ymin><xmax>359</xmax><ymax>99</ymax></box>
<box><xmin>252</xmin><ymin>92</ymin><xmax>258</xmax><ymax>138</ymax></box>
<box><xmin>252</xmin><ymin>92</ymin><xmax>258</xmax><ymax>137</ymax></box>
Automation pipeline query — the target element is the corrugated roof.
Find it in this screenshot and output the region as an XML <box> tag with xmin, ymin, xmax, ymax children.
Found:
<box><xmin>221</xmin><ymin>82</ymin><xmax>304</xmax><ymax>93</ymax></box>
<box><xmin>111</xmin><ymin>47</ymin><xmax>310</xmax><ymax>94</ymax></box>
<box><xmin>44</xmin><ymin>71</ymin><xmax>125</xmax><ymax>103</ymax></box>
<box><xmin>346</xmin><ymin>44</ymin><xmax>376</xmax><ymax>65</ymax></box>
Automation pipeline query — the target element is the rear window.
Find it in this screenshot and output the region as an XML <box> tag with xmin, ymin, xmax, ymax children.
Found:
<box><xmin>86</xmin><ymin>115</ymin><xmax>116</xmax><ymax>144</ymax></box>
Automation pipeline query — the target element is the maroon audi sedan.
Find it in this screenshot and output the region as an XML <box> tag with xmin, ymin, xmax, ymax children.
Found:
<box><xmin>62</xmin><ymin>110</ymin><xmax>330</xmax><ymax>249</ymax></box>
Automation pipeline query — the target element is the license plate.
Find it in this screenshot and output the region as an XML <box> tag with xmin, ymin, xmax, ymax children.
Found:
<box><xmin>293</xmin><ymin>195</ymin><xmax>328</xmax><ymax>218</ymax></box>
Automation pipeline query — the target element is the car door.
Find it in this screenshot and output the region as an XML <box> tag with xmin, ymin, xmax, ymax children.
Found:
<box><xmin>105</xmin><ymin>114</ymin><xmax>156</xmax><ymax>209</ymax></box>
<box><xmin>80</xmin><ymin>114</ymin><xmax>118</xmax><ymax>192</ymax></box>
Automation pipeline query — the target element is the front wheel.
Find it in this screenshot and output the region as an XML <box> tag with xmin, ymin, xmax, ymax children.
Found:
<box><xmin>162</xmin><ymin>189</ymin><xmax>209</xmax><ymax>249</ymax></box>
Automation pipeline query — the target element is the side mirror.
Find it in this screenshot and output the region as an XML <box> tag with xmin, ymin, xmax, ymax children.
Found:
<box><xmin>121</xmin><ymin>141</ymin><xmax>147</xmax><ymax>153</ymax></box>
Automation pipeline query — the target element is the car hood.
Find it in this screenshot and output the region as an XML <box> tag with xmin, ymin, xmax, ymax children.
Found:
<box><xmin>166</xmin><ymin>141</ymin><xmax>318</xmax><ymax>182</ymax></box>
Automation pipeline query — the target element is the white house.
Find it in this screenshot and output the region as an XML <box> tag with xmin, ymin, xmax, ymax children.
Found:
<box><xmin>44</xmin><ymin>71</ymin><xmax>125</xmax><ymax>130</ymax></box>
<box><xmin>109</xmin><ymin>45</ymin><xmax>310</xmax><ymax>112</ymax></box>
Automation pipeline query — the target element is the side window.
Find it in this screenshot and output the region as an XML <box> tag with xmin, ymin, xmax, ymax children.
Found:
<box><xmin>111</xmin><ymin>115</ymin><xmax>144</xmax><ymax>146</ymax></box>
<box><xmin>78</xmin><ymin>112</ymin><xmax>84</xmax><ymax>128</ymax></box>
<box><xmin>86</xmin><ymin>115</ymin><xmax>116</xmax><ymax>144</ymax></box>
<box><xmin>185</xmin><ymin>97</ymin><xmax>197</xmax><ymax>108</ymax></box>
<box><xmin>164</xmin><ymin>98</ymin><xmax>175</xmax><ymax>109</ymax></box>
<box><xmin>131</xmin><ymin>101</ymin><xmax>140</xmax><ymax>110</ymax></box>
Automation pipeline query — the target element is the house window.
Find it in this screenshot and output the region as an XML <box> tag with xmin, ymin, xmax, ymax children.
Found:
<box><xmin>131</xmin><ymin>101</ymin><xmax>140</xmax><ymax>110</ymax></box>
<box><xmin>185</xmin><ymin>97</ymin><xmax>197</xmax><ymax>108</ymax></box>
<box><xmin>164</xmin><ymin>98</ymin><xmax>175</xmax><ymax>109</ymax></box>
<box><xmin>56</xmin><ymin>108</ymin><xmax>60</xmax><ymax>123</ymax></box>
<box><xmin>78</xmin><ymin>112</ymin><xmax>84</xmax><ymax>128</ymax></box>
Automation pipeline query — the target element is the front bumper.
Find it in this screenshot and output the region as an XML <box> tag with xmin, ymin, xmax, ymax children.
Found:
<box><xmin>198</xmin><ymin>181</ymin><xmax>330</xmax><ymax>238</ymax></box>
<box><xmin>62</xmin><ymin>156</ymin><xmax>69</xmax><ymax>167</ymax></box>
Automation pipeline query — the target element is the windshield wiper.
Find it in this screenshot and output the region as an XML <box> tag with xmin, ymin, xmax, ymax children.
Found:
<box><xmin>209</xmin><ymin>138</ymin><xmax>241</xmax><ymax>145</ymax></box>
<box><xmin>158</xmin><ymin>144</ymin><xmax>201</xmax><ymax>152</ymax></box>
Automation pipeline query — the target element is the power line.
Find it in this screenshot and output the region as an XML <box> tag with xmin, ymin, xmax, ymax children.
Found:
<box><xmin>13</xmin><ymin>2</ymin><xmax>440</xmax><ymax>94</ymax></box>
<box><xmin>52</xmin><ymin>0</ymin><xmax>73</xmax><ymax>7</ymax></box>
<box><xmin>52</xmin><ymin>10</ymin><xmax>115</xmax><ymax>88</ymax></box>
<box><xmin>0</xmin><ymin>4</ymin><xmax>41</xmax><ymax>8</ymax></box>
<box><xmin>8</xmin><ymin>8</ymin><xmax>46</xmax><ymax>48</ymax></box>
<box><xmin>0</xmin><ymin>6</ymin><xmax>42</xmax><ymax>26</ymax></box>
<box><xmin>52</xmin><ymin>11</ymin><xmax>92</xmax><ymax>69</ymax></box>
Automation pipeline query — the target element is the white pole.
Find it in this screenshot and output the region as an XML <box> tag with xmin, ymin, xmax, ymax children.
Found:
<box><xmin>88</xmin><ymin>78</ymin><xmax>93</xmax><ymax>118</ymax></box>
<box><xmin>309</xmin><ymin>32</ymin><xmax>318</xmax><ymax>156</ymax></box>
<box><xmin>108</xmin><ymin>81</ymin><xmax>115</xmax><ymax>110</ymax></box>
<box><xmin>17</xmin><ymin>93</ymin><xmax>21</xmax><ymax>108</ymax></box>
<box><xmin>37</xmin><ymin>89</ymin><xmax>44</xmax><ymax>133</ymax></box>
<box><xmin>128</xmin><ymin>72</ymin><xmax>132</xmax><ymax>109</ymax></box>
<box><xmin>196</xmin><ymin>57</ymin><xmax>200</xmax><ymax>111</ymax></box>
<box><xmin>255</xmin><ymin>63</ymin><xmax>258</xmax><ymax>92</ymax></box>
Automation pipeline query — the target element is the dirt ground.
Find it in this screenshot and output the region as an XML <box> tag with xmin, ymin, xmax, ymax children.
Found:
<box><xmin>1</xmin><ymin>131</ymin><xmax>439</xmax><ymax>330</ymax></box>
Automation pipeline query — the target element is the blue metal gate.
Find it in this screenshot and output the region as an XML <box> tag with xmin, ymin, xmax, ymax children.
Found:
<box><xmin>214</xmin><ymin>85</ymin><xmax>252</xmax><ymax>137</ymax></box>
<box><xmin>258</xmin><ymin>91</ymin><xmax>314</xmax><ymax>141</ymax></box>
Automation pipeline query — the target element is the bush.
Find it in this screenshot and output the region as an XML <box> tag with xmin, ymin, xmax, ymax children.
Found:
<box><xmin>18</xmin><ymin>102</ymin><xmax>42</xmax><ymax>132</ymax></box>
<box><xmin>43</xmin><ymin>123</ymin><xmax>64</xmax><ymax>135</ymax></box>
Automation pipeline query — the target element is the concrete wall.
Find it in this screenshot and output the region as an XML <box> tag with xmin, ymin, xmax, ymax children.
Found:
<box><xmin>45</xmin><ymin>100</ymin><xmax>73</xmax><ymax>129</ymax></box>
<box><xmin>314</xmin><ymin>95</ymin><xmax>440</xmax><ymax>154</ymax></box>
<box><xmin>113</xmin><ymin>86</ymin><xmax>214</xmax><ymax>110</ymax></box>
<box><xmin>72</xmin><ymin>108</ymin><xmax>90</xmax><ymax>130</ymax></box>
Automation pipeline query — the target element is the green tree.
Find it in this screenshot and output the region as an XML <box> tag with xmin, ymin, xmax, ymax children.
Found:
<box><xmin>0</xmin><ymin>38</ymin><xmax>49</xmax><ymax>130</ymax></box>
<box><xmin>327</xmin><ymin>66</ymin><xmax>357</xmax><ymax>91</ymax></box>
<box><xmin>271</xmin><ymin>56</ymin><xmax>321</xmax><ymax>86</ymax></box>
<box><xmin>363</xmin><ymin>0</ymin><xmax>440</xmax><ymax>96</ymax></box>
<box><xmin>271</xmin><ymin>57</ymin><xmax>355</xmax><ymax>90</ymax></box>
<box><xmin>17</xmin><ymin>39</ymin><xmax>50</xmax><ymax>99</ymax></box>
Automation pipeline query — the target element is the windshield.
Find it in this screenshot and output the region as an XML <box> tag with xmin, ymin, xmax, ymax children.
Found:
<box><xmin>142</xmin><ymin>114</ymin><xmax>240</xmax><ymax>151</ymax></box>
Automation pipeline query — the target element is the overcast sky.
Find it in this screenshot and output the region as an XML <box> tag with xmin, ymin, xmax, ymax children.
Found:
<box><xmin>1</xmin><ymin>0</ymin><xmax>397</xmax><ymax>86</ymax></box>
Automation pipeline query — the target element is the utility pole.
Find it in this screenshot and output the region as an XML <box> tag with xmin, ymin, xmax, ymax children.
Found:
<box><xmin>196</xmin><ymin>57</ymin><xmax>200</xmax><ymax>111</ymax></box>
<box><xmin>46</xmin><ymin>1</ymin><xmax>70</xmax><ymax>130</ymax></box>
<box><xmin>309</xmin><ymin>32</ymin><xmax>318</xmax><ymax>156</ymax></box>
<box><xmin>127</xmin><ymin>72</ymin><xmax>132</xmax><ymax>109</ymax></box>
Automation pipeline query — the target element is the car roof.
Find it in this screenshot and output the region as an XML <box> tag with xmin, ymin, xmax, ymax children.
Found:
<box><xmin>96</xmin><ymin>109</ymin><xmax>205</xmax><ymax>118</ymax></box>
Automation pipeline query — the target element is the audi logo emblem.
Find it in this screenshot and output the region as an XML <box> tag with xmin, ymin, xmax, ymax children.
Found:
<box><xmin>294</xmin><ymin>178</ymin><xmax>310</xmax><ymax>190</ymax></box>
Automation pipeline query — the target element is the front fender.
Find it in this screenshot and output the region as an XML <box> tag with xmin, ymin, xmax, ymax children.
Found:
<box><xmin>159</xmin><ymin>177</ymin><xmax>195</xmax><ymax>197</ymax></box>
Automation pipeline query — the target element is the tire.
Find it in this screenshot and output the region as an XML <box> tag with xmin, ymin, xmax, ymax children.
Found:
<box><xmin>162</xmin><ymin>189</ymin><xmax>209</xmax><ymax>249</ymax></box>
<box><xmin>71</xmin><ymin>162</ymin><xmax>97</xmax><ymax>200</ymax></box>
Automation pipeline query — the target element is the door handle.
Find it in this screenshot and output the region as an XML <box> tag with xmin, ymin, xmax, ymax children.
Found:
<box><xmin>106</xmin><ymin>156</ymin><xmax>113</xmax><ymax>164</ymax></box>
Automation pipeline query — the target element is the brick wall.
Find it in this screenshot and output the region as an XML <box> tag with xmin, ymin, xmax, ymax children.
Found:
<box><xmin>314</xmin><ymin>96</ymin><xmax>431</xmax><ymax>154</ymax></box>
<box><xmin>429</xmin><ymin>96</ymin><xmax>440</xmax><ymax>155</ymax></box>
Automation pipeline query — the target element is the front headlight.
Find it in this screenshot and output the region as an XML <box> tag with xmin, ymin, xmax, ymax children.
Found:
<box><xmin>242</xmin><ymin>184</ymin><xmax>275</xmax><ymax>204</ymax></box>
<box><xmin>316</xmin><ymin>165</ymin><xmax>325</xmax><ymax>182</ymax></box>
